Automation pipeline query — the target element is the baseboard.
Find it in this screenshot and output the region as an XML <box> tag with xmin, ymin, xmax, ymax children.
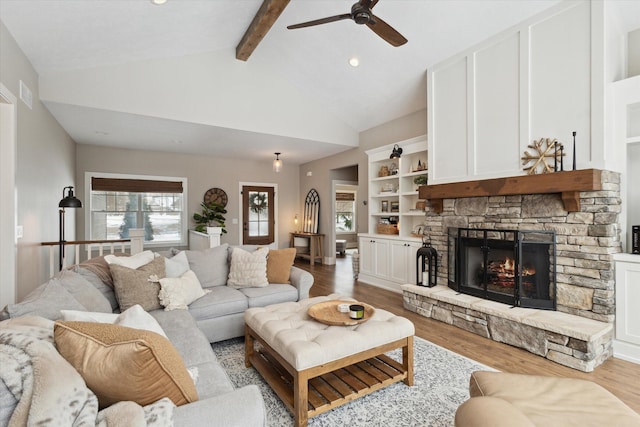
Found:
<box><xmin>613</xmin><ymin>339</ymin><xmax>640</xmax><ymax>365</ymax></box>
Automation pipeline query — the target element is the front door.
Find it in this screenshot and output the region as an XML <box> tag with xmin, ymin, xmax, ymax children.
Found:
<box><xmin>242</xmin><ymin>185</ymin><xmax>275</xmax><ymax>245</ymax></box>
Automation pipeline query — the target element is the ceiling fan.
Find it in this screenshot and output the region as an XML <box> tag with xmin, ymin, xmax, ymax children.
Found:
<box><xmin>287</xmin><ymin>0</ymin><xmax>408</xmax><ymax>47</ymax></box>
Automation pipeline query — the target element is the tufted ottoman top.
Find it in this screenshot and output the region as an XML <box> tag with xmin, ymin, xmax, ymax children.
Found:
<box><xmin>244</xmin><ymin>294</ymin><xmax>415</xmax><ymax>371</ymax></box>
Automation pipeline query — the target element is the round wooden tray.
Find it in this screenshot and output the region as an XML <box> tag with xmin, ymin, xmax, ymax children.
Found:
<box><xmin>307</xmin><ymin>300</ymin><xmax>375</xmax><ymax>326</ymax></box>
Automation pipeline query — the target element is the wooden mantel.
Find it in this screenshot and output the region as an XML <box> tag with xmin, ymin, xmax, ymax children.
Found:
<box><xmin>418</xmin><ymin>169</ymin><xmax>602</xmax><ymax>213</ymax></box>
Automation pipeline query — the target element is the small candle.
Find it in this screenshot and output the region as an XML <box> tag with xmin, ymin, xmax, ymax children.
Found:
<box><xmin>422</xmin><ymin>271</ymin><xmax>428</xmax><ymax>286</ymax></box>
<box><xmin>349</xmin><ymin>304</ymin><xmax>364</xmax><ymax>320</ymax></box>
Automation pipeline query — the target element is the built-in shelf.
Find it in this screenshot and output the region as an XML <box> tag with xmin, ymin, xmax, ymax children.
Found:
<box><xmin>418</xmin><ymin>169</ymin><xmax>603</xmax><ymax>213</ymax></box>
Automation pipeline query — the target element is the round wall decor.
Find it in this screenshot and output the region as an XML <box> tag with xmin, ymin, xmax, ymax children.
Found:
<box><xmin>204</xmin><ymin>187</ymin><xmax>228</xmax><ymax>207</ymax></box>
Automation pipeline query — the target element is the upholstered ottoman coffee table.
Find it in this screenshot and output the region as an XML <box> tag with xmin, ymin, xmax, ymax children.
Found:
<box><xmin>244</xmin><ymin>294</ymin><xmax>415</xmax><ymax>427</ymax></box>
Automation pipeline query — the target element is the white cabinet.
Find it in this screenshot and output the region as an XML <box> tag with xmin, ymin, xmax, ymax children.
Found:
<box><xmin>358</xmin><ymin>235</ymin><xmax>419</xmax><ymax>293</ymax></box>
<box><xmin>359</xmin><ymin>237</ymin><xmax>389</xmax><ymax>279</ymax></box>
<box><xmin>366</xmin><ymin>135</ymin><xmax>427</xmax><ymax>239</ymax></box>
<box><xmin>389</xmin><ymin>240</ymin><xmax>421</xmax><ymax>284</ymax></box>
<box><xmin>613</xmin><ymin>254</ymin><xmax>640</xmax><ymax>364</ymax></box>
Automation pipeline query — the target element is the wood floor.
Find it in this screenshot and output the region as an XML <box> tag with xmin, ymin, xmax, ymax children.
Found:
<box><xmin>295</xmin><ymin>255</ymin><xmax>640</xmax><ymax>413</ymax></box>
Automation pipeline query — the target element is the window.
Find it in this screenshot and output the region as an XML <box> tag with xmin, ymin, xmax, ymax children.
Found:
<box><xmin>88</xmin><ymin>174</ymin><xmax>187</xmax><ymax>246</ymax></box>
<box><xmin>336</xmin><ymin>191</ymin><xmax>356</xmax><ymax>233</ymax></box>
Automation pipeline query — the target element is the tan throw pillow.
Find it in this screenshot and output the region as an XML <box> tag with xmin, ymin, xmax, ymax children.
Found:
<box><xmin>110</xmin><ymin>256</ymin><xmax>165</xmax><ymax>312</ymax></box>
<box><xmin>227</xmin><ymin>247</ymin><xmax>269</xmax><ymax>288</ymax></box>
<box><xmin>54</xmin><ymin>321</ymin><xmax>198</xmax><ymax>409</ymax></box>
<box><xmin>267</xmin><ymin>248</ymin><xmax>297</xmax><ymax>284</ymax></box>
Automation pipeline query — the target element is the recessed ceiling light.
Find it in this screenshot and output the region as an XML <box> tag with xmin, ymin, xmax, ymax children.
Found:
<box><xmin>348</xmin><ymin>57</ymin><xmax>360</xmax><ymax>68</ymax></box>
<box><xmin>151</xmin><ymin>0</ymin><xmax>168</xmax><ymax>5</ymax></box>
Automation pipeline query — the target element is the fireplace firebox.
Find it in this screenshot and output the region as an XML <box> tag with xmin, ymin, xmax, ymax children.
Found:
<box><xmin>448</xmin><ymin>228</ymin><xmax>556</xmax><ymax>310</ymax></box>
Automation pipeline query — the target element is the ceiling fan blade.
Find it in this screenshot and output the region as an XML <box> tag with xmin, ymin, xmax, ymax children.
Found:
<box><xmin>367</xmin><ymin>14</ymin><xmax>408</xmax><ymax>47</ymax></box>
<box><xmin>287</xmin><ymin>13</ymin><xmax>352</xmax><ymax>30</ymax></box>
<box><xmin>368</xmin><ymin>0</ymin><xmax>380</xmax><ymax>10</ymax></box>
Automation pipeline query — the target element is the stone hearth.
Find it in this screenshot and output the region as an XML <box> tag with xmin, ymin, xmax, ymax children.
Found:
<box><xmin>402</xmin><ymin>284</ymin><xmax>612</xmax><ymax>372</ymax></box>
<box><xmin>404</xmin><ymin>170</ymin><xmax>621</xmax><ymax>371</ymax></box>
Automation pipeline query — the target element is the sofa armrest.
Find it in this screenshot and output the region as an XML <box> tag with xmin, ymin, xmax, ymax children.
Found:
<box><xmin>173</xmin><ymin>385</ymin><xmax>266</xmax><ymax>427</ymax></box>
<box><xmin>289</xmin><ymin>266</ymin><xmax>313</xmax><ymax>300</ymax></box>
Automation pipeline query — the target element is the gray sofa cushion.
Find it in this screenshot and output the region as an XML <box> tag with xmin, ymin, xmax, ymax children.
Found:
<box><xmin>188</xmin><ymin>287</ymin><xmax>248</xmax><ymax>321</ymax></box>
<box><xmin>76</xmin><ymin>267</ymin><xmax>119</xmax><ymax>311</ymax></box>
<box><xmin>239</xmin><ymin>284</ymin><xmax>299</xmax><ymax>308</ymax></box>
<box><xmin>6</xmin><ymin>279</ymin><xmax>86</xmax><ymax>320</ymax></box>
<box><xmin>186</xmin><ymin>244</ymin><xmax>229</xmax><ymax>288</ymax></box>
<box><xmin>58</xmin><ymin>269</ymin><xmax>112</xmax><ymax>313</ymax></box>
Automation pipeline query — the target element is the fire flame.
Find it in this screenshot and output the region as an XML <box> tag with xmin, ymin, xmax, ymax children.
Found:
<box><xmin>499</xmin><ymin>257</ymin><xmax>535</xmax><ymax>276</ymax></box>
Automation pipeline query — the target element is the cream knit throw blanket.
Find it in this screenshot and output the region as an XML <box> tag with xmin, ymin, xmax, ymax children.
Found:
<box><xmin>0</xmin><ymin>316</ymin><xmax>174</xmax><ymax>427</ymax></box>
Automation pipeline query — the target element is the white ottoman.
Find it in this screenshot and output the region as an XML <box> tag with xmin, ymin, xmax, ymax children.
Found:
<box><xmin>244</xmin><ymin>294</ymin><xmax>415</xmax><ymax>427</ymax></box>
<box><xmin>335</xmin><ymin>239</ymin><xmax>347</xmax><ymax>255</ymax></box>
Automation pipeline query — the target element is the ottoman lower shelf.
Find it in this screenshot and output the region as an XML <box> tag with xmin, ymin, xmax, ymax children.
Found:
<box><xmin>245</xmin><ymin>325</ymin><xmax>413</xmax><ymax>427</ymax></box>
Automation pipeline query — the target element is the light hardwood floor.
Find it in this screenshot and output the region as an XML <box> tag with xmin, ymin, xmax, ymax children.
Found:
<box><xmin>295</xmin><ymin>255</ymin><xmax>640</xmax><ymax>413</ymax></box>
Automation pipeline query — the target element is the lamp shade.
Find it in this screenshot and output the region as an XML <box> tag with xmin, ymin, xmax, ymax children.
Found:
<box><xmin>59</xmin><ymin>186</ymin><xmax>82</xmax><ymax>208</ymax></box>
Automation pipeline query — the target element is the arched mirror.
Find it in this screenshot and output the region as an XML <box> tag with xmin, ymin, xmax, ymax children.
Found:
<box><xmin>303</xmin><ymin>189</ymin><xmax>320</xmax><ymax>233</ymax></box>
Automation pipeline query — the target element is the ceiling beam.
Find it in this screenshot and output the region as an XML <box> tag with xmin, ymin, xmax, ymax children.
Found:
<box><xmin>236</xmin><ymin>0</ymin><xmax>290</xmax><ymax>61</ymax></box>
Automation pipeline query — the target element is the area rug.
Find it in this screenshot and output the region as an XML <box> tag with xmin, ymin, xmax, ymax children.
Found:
<box><xmin>212</xmin><ymin>336</ymin><xmax>495</xmax><ymax>427</ymax></box>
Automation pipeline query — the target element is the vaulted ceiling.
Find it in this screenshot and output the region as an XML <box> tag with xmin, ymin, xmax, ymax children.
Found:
<box><xmin>2</xmin><ymin>0</ymin><xmax>636</xmax><ymax>165</ymax></box>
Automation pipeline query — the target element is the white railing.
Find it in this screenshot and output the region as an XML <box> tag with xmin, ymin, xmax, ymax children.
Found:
<box><xmin>41</xmin><ymin>229</ymin><xmax>145</xmax><ymax>278</ymax></box>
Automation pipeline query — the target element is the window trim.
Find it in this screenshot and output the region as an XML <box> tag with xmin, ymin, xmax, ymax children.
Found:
<box><xmin>85</xmin><ymin>172</ymin><xmax>188</xmax><ymax>247</ymax></box>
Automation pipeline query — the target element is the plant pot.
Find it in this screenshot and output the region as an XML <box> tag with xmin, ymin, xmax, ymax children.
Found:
<box><xmin>206</xmin><ymin>226</ymin><xmax>223</xmax><ymax>235</ymax></box>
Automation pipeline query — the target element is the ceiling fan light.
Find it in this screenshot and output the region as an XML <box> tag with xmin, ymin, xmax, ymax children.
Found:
<box><xmin>349</xmin><ymin>57</ymin><xmax>360</xmax><ymax>67</ymax></box>
<box><xmin>151</xmin><ymin>0</ymin><xmax>168</xmax><ymax>5</ymax></box>
<box><xmin>273</xmin><ymin>152</ymin><xmax>283</xmax><ymax>173</ymax></box>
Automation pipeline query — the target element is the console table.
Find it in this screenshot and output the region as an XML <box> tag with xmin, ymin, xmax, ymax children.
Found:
<box><xmin>290</xmin><ymin>232</ymin><xmax>324</xmax><ymax>265</ymax></box>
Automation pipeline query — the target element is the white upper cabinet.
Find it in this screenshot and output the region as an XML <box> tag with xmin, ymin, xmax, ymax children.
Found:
<box><xmin>427</xmin><ymin>1</ymin><xmax>609</xmax><ymax>184</ymax></box>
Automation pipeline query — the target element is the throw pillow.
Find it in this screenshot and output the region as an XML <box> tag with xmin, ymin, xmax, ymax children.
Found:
<box><xmin>158</xmin><ymin>270</ymin><xmax>209</xmax><ymax>311</ymax></box>
<box><xmin>266</xmin><ymin>248</ymin><xmax>297</xmax><ymax>284</ymax></box>
<box><xmin>104</xmin><ymin>250</ymin><xmax>155</xmax><ymax>270</ymax></box>
<box><xmin>57</xmin><ymin>269</ymin><xmax>113</xmax><ymax>313</ymax></box>
<box><xmin>6</xmin><ymin>279</ymin><xmax>86</xmax><ymax>320</ymax></box>
<box><xmin>227</xmin><ymin>247</ymin><xmax>269</xmax><ymax>289</ymax></box>
<box><xmin>75</xmin><ymin>266</ymin><xmax>119</xmax><ymax>311</ymax></box>
<box><xmin>61</xmin><ymin>304</ymin><xmax>168</xmax><ymax>338</ymax></box>
<box><xmin>164</xmin><ymin>251</ymin><xmax>190</xmax><ymax>278</ymax></box>
<box><xmin>110</xmin><ymin>256</ymin><xmax>165</xmax><ymax>312</ymax></box>
<box><xmin>54</xmin><ymin>321</ymin><xmax>198</xmax><ymax>408</ymax></box>
<box><xmin>185</xmin><ymin>243</ymin><xmax>229</xmax><ymax>288</ymax></box>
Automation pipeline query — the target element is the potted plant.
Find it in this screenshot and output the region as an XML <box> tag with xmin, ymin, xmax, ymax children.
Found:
<box><xmin>413</xmin><ymin>174</ymin><xmax>428</xmax><ymax>190</ymax></box>
<box><xmin>193</xmin><ymin>202</ymin><xmax>227</xmax><ymax>234</ymax></box>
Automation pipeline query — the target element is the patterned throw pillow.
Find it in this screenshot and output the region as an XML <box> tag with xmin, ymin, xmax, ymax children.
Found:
<box><xmin>227</xmin><ymin>247</ymin><xmax>269</xmax><ymax>289</ymax></box>
<box><xmin>110</xmin><ymin>256</ymin><xmax>165</xmax><ymax>312</ymax></box>
<box><xmin>55</xmin><ymin>321</ymin><xmax>198</xmax><ymax>409</ymax></box>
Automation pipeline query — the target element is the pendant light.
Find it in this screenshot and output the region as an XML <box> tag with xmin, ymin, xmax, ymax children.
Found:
<box><xmin>273</xmin><ymin>152</ymin><xmax>283</xmax><ymax>173</ymax></box>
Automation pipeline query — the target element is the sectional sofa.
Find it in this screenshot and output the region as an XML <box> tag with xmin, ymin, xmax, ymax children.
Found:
<box><xmin>0</xmin><ymin>243</ymin><xmax>314</xmax><ymax>426</ymax></box>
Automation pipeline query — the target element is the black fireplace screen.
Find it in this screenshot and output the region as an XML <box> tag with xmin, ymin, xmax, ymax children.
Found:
<box><xmin>448</xmin><ymin>228</ymin><xmax>556</xmax><ymax>310</ymax></box>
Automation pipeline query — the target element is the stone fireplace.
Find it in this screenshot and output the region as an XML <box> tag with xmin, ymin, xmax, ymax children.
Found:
<box><xmin>402</xmin><ymin>169</ymin><xmax>621</xmax><ymax>371</ymax></box>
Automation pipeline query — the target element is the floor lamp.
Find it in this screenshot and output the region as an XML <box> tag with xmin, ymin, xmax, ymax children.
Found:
<box><xmin>59</xmin><ymin>186</ymin><xmax>82</xmax><ymax>271</ymax></box>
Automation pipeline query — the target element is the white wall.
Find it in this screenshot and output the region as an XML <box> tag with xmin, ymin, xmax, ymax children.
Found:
<box><xmin>76</xmin><ymin>144</ymin><xmax>299</xmax><ymax>249</ymax></box>
<box><xmin>0</xmin><ymin>21</ymin><xmax>77</xmax><ymax>300</ymax></box>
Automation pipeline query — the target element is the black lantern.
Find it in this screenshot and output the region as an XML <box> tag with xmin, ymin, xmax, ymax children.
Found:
<box><xmin>390</xmin><ymin>144</ymin><xmax>403</xmax><ymax>159</ymax></box>
<box><xmin>416</xmin><ymin>236</ymin><xmax>438</xmax><ymax>287</ymax></box>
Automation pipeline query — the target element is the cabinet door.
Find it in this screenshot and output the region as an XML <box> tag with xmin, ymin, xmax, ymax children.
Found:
<box><xmin>616</xmin><ymin>260</ymin><xmax>640</xmax><ymax>346</ymax></box>
<box><xmin>373</xmin><ymin>239</ymin><xmax>389</xmax><ymax>278</ymax></box>
<box><xmin>389</xmin><ymin>241</ymin><xmax>421</xmax><ymax>284</ymax></box>
<box><xmin>359</xmin><ymin>238</ymin><xmax>374</xmax><ymax>275</ymax></box>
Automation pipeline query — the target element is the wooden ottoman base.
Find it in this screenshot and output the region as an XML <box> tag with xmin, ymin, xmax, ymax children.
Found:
<box><xmin>245</xmin><ymin>325</ymin><xmax>414</xmax><ymax>427</ymax></box>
